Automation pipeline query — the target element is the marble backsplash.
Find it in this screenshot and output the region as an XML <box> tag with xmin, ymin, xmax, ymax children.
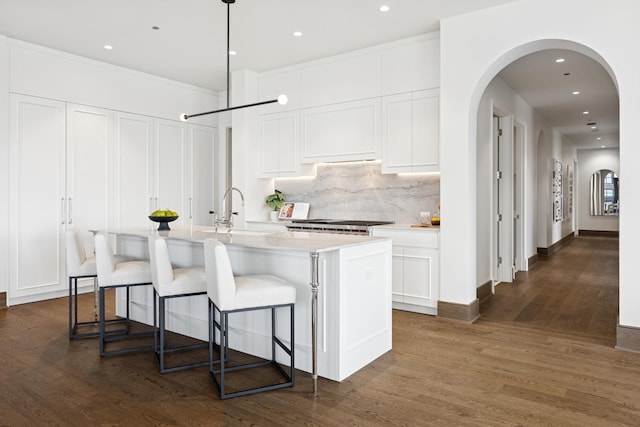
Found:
<box><xmin>275</xmin><ymin>161</ymin><xmax>440</xmax><ymax>224</ymax></box>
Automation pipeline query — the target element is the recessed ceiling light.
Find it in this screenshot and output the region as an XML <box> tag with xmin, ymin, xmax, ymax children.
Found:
<box><xmin>591</xmin><ymin>126</ymin><xmax>598</xmax><ymax>130</ymax></box>
<box><xmin>228</xmin><ymin>50</ymin><xmax>237</xmax><ymax>55</ymax></box>
<box><xmin>104</xmin><ymin>45</ymin><xmax>113</xmax><ymax>50</ymax></box>
<box><xmin>597</xmin><ymin>137</ymin><xmax>602</xmax><ymax>140</ymax></box>
<box><xmin>572</xmin><ymin>91</ymin><xmax>580</xmax><ymax>95</ymax></box>
<box><xmin>555</xmin><ymin>58</ymin><xmax>565</xmax><ymax>63</ymax></box>
<box><xmin>583</xmin><ymin>111</ymin><xmax>589</xmax><ymax>115</ymax></box>
<box><xmin>379</xmin><ymin>5</ymin><xmax>390</xmax><ymax>12</ymax></box>
<box><xmin>601</xmin><ymin>145</ymin><xmax>606</xmax><ymax>148</ymax></box>
<box><xmin>293</xmin><ymin>31</ymin><xmax>302</xmax><ymax>37</ymax></box>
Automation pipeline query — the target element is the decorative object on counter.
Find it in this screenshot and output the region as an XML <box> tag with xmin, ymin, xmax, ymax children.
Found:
<box><xmin>291</xmin><ymin>202</ymin><xmax>310</xmax><ymax>219</ymax></box>
<box><xmin>149</xmin><ymin>209</ymin><xmax>179</xmax><ymax>231</ymax></box>
<box><xmin>431</xmin><ymin>204</ymin><xmax>440</xmax><ymax>225</ymax></box>
<box><xmin>279</xmin><ymin>202</ymin><xmax>295</xmax><ymax>219</ymax></box>
<box><xmin>420</xmin><ymin>212</ymin><xmax>431</xmax><ymax>225</ymax></box>
<box><xmin>179</xmin><ymin>0</ymin><xmax>287</xmax><ymax>122</ymax></box>
<box><xmin>266</xmin><ymin>189</ymin><xmax>284</xmax><ymax>221</ymax></box>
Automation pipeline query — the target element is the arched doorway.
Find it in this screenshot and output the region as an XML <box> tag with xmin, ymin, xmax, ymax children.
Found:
<box><xmin>473</xmin><ymin>43</ymin><xmax>619</xmax><ymax>340</ymax></box>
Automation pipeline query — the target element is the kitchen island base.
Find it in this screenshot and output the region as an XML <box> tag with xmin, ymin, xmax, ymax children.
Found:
<box><xmin>112</xmin><ymin>229</ymin><xmax>392</xmax><ymax>383</ymax></box>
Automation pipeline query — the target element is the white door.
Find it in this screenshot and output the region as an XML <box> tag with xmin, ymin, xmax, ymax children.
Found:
<box><xmin>66</xmin><ymin>104</ymin><xmax>112</xmax><ymax>232</ymax></box>
<box><xmin>9</xmin><ymin>94</ymin><xmax>66</xmax><ymax>303</ymax></box>
<box><xmin>494</xmin><ymin>114</ymin><xmax>514</xmax><ymax>283</ymax></box>
<box><xmin>113</xmin><ymin>112</ymin><xmax>154</xmax><ymax>227</ymax></box>
<box><xmin>188</xmin><ymin>124</ymin><xmax>216</xmax><ymax>226</ymax></box>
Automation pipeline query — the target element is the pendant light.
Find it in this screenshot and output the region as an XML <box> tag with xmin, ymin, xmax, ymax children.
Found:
<box><xmin>180</xmin><ymin>0</ymin><xmax>287</xmax><ymax>122</ymax></box>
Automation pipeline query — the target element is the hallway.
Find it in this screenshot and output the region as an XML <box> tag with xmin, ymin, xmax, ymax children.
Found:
<box><xmin>480</xmin><ymin>235</ymin><xmax>619</xmax><ymax>345</ymax></box>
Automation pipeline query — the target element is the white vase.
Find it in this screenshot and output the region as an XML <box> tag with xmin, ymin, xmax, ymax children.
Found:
<box><xmin>270</xmin><ymin>211</ymin><xmax>279</xmax><ymax>221</ymax></box>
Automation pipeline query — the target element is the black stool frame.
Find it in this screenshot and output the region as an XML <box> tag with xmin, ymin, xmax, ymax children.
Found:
<box><xmin>208</xmin><ymin>300</ymin><xmax>295</xmax><ymax>399</ymax></box>
<box><xmin>69</xmin><ymin>274</ymin><xmax>126</xmax><ymax>339</ymax></box>
<box><xmin>99</xmin><ymin>283</ymin><xmax>155</xmax><ymax>356</ymax></box>
<box><xmin>154</xmin><ymin>290</ymin><xmax>209</xmax><ymax>373</ymax></box>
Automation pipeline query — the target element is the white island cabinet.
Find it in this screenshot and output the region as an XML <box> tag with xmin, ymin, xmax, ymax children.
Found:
<box><xmin>108</xmin><ymin>227</ymin><xmax>392</xmax><ymax>384</ymax></box>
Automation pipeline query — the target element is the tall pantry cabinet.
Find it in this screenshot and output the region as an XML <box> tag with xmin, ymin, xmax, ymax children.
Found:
<box><xmin>9</xmin><ymin>94</ymin><xmax>215</xmax><ymax>305</ymax></box>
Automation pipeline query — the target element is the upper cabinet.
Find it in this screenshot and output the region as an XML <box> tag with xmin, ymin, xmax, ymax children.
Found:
<box><xmin>381</xmin><ymin>89</ymin><xmax>439</xmax><ymax>173</ymax></box>
<box><xmin>259</xmin><ymin>111</ymin><xmax>316</xmax><ymax>178</ymax></box>
<box><xmin>381</xmin><ymin>35</ymin><xmax>440</xmax><ymax>95</ymax></box>
<box><xmin>300</xmin><ymin>52</ymin><xmax>381</xmax><ymax>108</ymax></box>
<box><xmin>301</xmin><ymin>98</ymin><xmax>381</xmax><ymax>164</ymax></box>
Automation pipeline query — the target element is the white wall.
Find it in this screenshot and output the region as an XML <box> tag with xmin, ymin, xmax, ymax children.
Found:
<box><xmin>440</xmin><ymin>0</ymin><xmax>639</xmax><ymax>328</ymax></box>
<box><xmin>8</xmin><ymin>39</ymin><xmax>217</xmax><ymax>125</ymax></box>
<box><xmin>476</xmin><ymin>77</ymin><xmax>554</xmax><ymax>286</ymax></box>
<box><xmin>576</xmin><ymin>148</ymin><xmax>620</xmax><ymax>232</ymax></box>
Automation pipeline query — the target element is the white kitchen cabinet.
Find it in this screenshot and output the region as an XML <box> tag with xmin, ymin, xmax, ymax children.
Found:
<box><xmin>187</xmin><ymin>124</ymin><xmax>216</xmax><ymax>225</ymax></box>
<box><xmin>381</xmin><ymin>35</ymin><xmax>440</xmax><ymax>96</ymax></box>
<box><xmin>66</xmin><ymin>104</ymin><xmax>113</xmax><ymax>232</ymax></box>
<box><xmin>114</xmin><ymin>113</ymin><xmax>215</xmax><ymax>228</ymax></box>
<box><xmin>381</xmin><ymin>89</ymin><xmax>439</xmax><ymax>173</ymax></box>
<box><xmin>9</xmin><ymin>94</ymin><xmax>66</xmax><ymax>303</ymax></box>
<box><xmin>259</xmin><ymin>69</ymin><xmax>301</xmax><ymax>114</ymax></box>
<box><xmin>259</xmin><ymin>111</ymin><xmax>315</xmax><ymax>178</ymax></box>
<box><xmin>371</xmin><ymin>226</ymin><xmax>439</xmax><ymax>315</ymax></box>
<box><xmin>300</xmin><ymin>52</ymin><xmax>381</xmax><ymax>108</ymax></box>
<box><xmin>301</xmin><ymin>98</ymin><xmax>381</xmax><ymax>164</ymax></box>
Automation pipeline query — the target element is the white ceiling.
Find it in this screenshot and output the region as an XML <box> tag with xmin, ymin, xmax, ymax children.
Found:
<box><xmin>0</xmin><ymin>0</ymin><xmax>619</xmax><ymax>149</ymax></box>
<box><xmin>498</xmin><ymin>49</ymin><xmax>619</xmax><ymax>149</ymax></box>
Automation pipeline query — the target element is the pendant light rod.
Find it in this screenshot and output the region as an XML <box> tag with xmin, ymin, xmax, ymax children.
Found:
<box><xmin>180</xmin><ymin>0</ymin><xmax>287</xmax><ymax>122</ymax></box>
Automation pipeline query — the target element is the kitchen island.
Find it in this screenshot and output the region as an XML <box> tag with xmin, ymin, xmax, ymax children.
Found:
<box><xmin>106</xmin><ymin>226</ymin><xmax>392</xmax><ymax>387</ymax></box>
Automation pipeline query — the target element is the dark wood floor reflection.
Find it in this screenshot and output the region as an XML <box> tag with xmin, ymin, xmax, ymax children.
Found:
<box><xmin>481</xmin><ymin>235</ymin><xmax>619</xmax><ymax>344</ymax></box>
<box><xmin>2</xmin><ymin>236</ymin><xmax>639</xmax><ymax>426</ymax></box>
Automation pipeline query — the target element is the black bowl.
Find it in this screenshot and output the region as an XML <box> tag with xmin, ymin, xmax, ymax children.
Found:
<box><xmin>148</xmin><ymin>216</ymin><xmax>179</xmax><ymax>231</ymax></box>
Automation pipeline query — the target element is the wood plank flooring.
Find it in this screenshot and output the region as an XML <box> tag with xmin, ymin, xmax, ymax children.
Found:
<box><xmin>2</xmin><ymin>236</ymin><xmax>639</xmax><ymax>426</ymax></box>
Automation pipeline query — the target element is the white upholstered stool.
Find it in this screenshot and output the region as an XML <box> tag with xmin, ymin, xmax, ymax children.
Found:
<box><xmin>66</xmin><ymin>230</ymin><xmax>130</xmax><ymax>339</ymax></box>
<box><xmin>95</xmin><ymin>233</ymin><xmax>154</xmax><ymax>356</ymax></box>
<box><xmin>148</xmin><ymin>235</ymin><xmax>208</xmax><ymax>373</ymax></box>
<box><xmin>204</xmin><ymin>238</ymin><xmax>296</xmax><ymax>399</ymax></box>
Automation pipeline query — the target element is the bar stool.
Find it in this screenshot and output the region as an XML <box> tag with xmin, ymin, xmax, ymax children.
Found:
<box><xmin>94</xmin><ymin>232</ymin><xmax>154</xmax><ymax>357</ymax></box>
<box><xmin>148</xmin><ymin>235</ymin><xmax>208</xmax><ymax>373</ymax></box>
<box><xmin>66</xmin><ymin>229</ymin><xmax>130</xmax><ymax>339</ymax></box>
<box><xmin>203</xmin><ymin>238</ymin><xmax>296</xmax><ymax>399</ymax></box>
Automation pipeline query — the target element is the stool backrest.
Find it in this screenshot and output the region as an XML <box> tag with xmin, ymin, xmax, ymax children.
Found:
<box><xmin>148</xmin><ymin>235</ymin><xmax>174</xmax><ymax>292</ymax></box>
<box><xmin>94</xmin><ymin>233</ymin><xmax>116</xmax><ymax>286</ymax></box>
<box><xmin>65</xmin><ymin>230</ymin><xmax>91</xmax><ymax>276</ymax></box>
<box><xmin>204</xmin><ymin>239</ymin><xmax>236</xmax><ymax>311</ymax></box>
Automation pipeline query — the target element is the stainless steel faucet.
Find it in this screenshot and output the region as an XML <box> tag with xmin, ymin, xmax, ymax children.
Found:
<box><xmin>212</xmin><ymin>187</ymin><xmax>245</xmax><ymax>231</ymax></box>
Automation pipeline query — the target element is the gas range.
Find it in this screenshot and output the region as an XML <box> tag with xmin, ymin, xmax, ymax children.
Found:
<box><xmin>286</xmin><ymin>219</ymin><xmax>394</xmax><ymax>235</ymax></box>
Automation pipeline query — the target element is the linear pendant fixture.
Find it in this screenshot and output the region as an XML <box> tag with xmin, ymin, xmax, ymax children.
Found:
<box><xmin>180</xmin><ymin>0</ymin><xmax>287</xmax><ymax>122</ymax></box>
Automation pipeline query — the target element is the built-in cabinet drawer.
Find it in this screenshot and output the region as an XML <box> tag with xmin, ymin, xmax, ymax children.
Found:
<box><xmin>301</xmin><ymin>98</ymin><xmax>381</xmax><ymax>163</ymax></box>
<box><xmin>371</xmin><ymin>226</ymin><xmax>440</xmax><ymax>315</ymax></box>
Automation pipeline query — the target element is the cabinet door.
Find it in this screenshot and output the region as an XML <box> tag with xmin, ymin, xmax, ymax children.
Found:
<box><xmin>154</xmin><ymin>119</ymin><xmax>187</xmax><ymax>224</ymax></box>
<box><xmin>301</xmin><ymin>98</ymin><xmax>380</xmax><ymax>163</ymax></box>
<box><xmin>412</xmin><ymin>89</ymin><xmax>439</xmax><ymax>171</ymax></box>
<box><xmin>402</xmin><ymin>247</ymin><xmax>437</xmax><ymax>307</ymax></box>
<box><xmin>259</xmin><ymin>114</ymin><xmax>280</xmax><ymax>176</ymax></box>
<box><xmin>9</xmin><ymin>94</ymin><xmax>66</xmax><ymax>302</ymax></box>
<box><xmin>114</xmin><ymin>112</ymin><xmax>154</xmax><ymax>227</ymax></box>
<box><xmin>66</xmin><ymin>104</ymin><xmax>112</xmax><ymax>231</ymax></box>
<box><xmin>391</xmin><ymin>247</ymin><xmax>405</xmax><ymax>303</ymax></box>
<box><xmin>381</xmin><ymin>93</ymin><xmax>413</xmax><ymax>173</ymax></box>
<box><xmin>188</xmin><ymin>124</ymin><xmax>215</xmax><ymax>226</ymax></box>
<box><xmin>277</xmin><ymin>112</ymin><xmax>300</xmax><ymax>176</ymax></box>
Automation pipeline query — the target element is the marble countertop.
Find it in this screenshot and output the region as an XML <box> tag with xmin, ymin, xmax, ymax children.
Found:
<box><xmin>105</xmin><ymin>225</ymin><xmax>390</xmax><ymax>253</ymax></box>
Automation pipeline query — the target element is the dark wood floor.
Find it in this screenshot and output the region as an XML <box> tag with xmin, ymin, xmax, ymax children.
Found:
<box><xmin>2</xmin><ymin>236</ymin><xmax>639</xmax><ymax>426</ymax></box>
